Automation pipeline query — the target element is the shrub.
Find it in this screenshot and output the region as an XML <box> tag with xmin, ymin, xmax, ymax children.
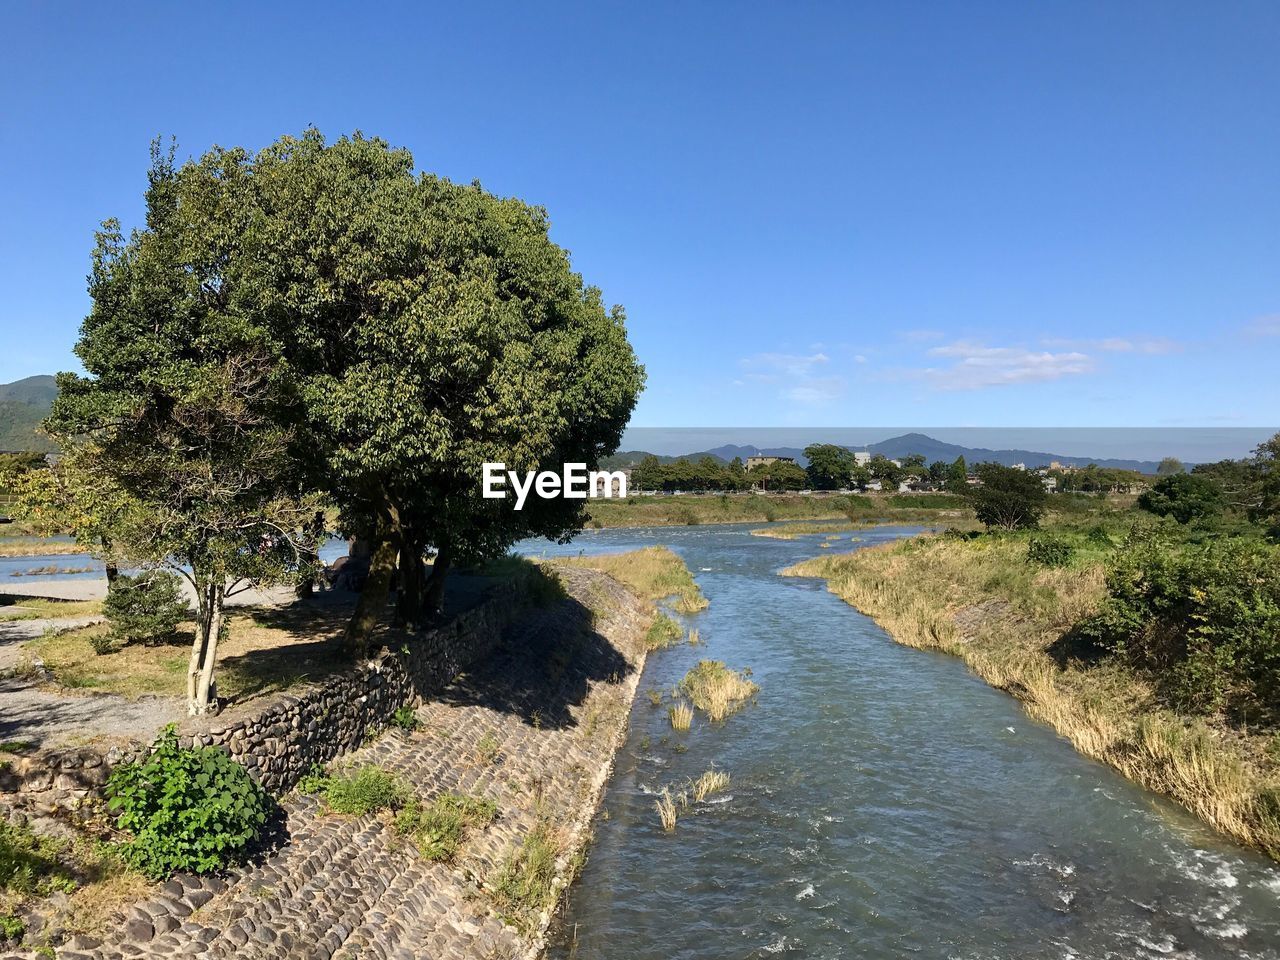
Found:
<box><xmin>1086</xmin><ymin>525</ymin><xmax>1114</xmax><ymax>548</ymax></box>
<box><xmin>1138</xmin><ymin>473</ymin><xmax>1224</xmax><ymax>524</ymax></box>
<box><xmin>1027</xmin><ymin>535</ymin><xmax>1073</xmax><ymax>568</ymax></box>
<box><xmin>394</xmin><ymin>793</ymin><xmax>496</xmax><ymax>862</ymax></box>
<box><xmin>390</xmin><ymin>705</ymin><xmax>419</xmax><ymax>732</ymax></box>
<box><xmin>103</xmin><ymin>572</ymin><xmax>187</xmax><ymax>646</ymax></box>
<box><xmin>0</xmin><ymin>914</ymin><xmax>22</xmax><ymax>941</ymax></box>
<box><xmin>1081</xmin><ymin>539</ymin><xmax>1280</xmax><ymax>719</ymax></box>
<box><xmin>106</xmin><ymin>725</ymin><xmax>269</xmax><ymax>879</ymax></box>
<box><xmin>970</xmin><ymin>463</ymin><xmax>1046</xmax><ymax>530</ymax></box>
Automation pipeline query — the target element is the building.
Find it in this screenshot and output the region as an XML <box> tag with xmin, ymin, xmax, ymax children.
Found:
<box><xmin>852</xmin><ymin>451</ymin><xmax>871</xmax><ymax>466</ymax></box>
<box><xmin>745</xmin><ymin>455</ymin><xmax>796</xmax><ymax>471</ymax></box>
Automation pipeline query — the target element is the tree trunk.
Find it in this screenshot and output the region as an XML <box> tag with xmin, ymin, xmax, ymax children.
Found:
<box><xmin>187</xmin><ymin>580</ymin><xmax>214</xmax><ymax>714</ymax></box>
<box><xmin>344</xmin><ymin>501</ymin><xmax>401</xmax><ymax>658</ymax></box>
<box><xmin>105</xmin><ymin>561</ymin><xmax>119</xmax><ymax>586</ymax></box>
<box><xmin>395</xmin><ymin>536</ymin><xmax>427</xmax><ymax>629</ymax></box>
<box><xmin>194</xmin><ymin>583</ymin><xmax>225</xmax><ymax>715</ymax></box>
<box><xmin>423</xmin><ymin>542</ymin><xmax>452</xmax><ymax>619</ymax></box>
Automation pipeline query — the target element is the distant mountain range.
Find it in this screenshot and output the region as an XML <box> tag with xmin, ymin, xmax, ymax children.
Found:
<box><xmin>0</xmin><ymin>375</ymin><xmax>1171</xmax><ymax>472</ymax></box>
<box><xmin>602</xmin><ymin>432</ymin><xmax>1166</xmax><ymax>473</ymax></box>
<box><xmin>0</xmin><ymin>375</ymin><xmax>57</xmax><ymax>453</ymax></box>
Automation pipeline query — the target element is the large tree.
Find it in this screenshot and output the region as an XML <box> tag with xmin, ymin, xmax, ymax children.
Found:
<box><xmin>1138</xmin><ymin>472</ymin><xmax>1224</xmax><ymax>524</ymax></box>
<box><xmin>240</xmin><ymin>132</ymin><xmax>644</xmax><ymax>645</ymax></box>
<box><xmin>970</xmin><ymin>463</ymin><xmax>1046</xmax><ymax>530</ymax></box>
<box><xmin>49</xmin><ymin>145</ymin><xmax>315</xmax><ymax>714</ymax></box>
<box><xmin>803</xmin><ymin>444</ymin><xmax>855</xmax><ymax>490</ymax></box>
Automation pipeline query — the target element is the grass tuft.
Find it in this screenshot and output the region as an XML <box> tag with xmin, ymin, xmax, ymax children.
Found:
<box><xmin>668</xmin><ymin>702</ymin><xmax>693</xmax><ymax>731</ymax></box>
<box><xmin>395</xmin><ymin>793</ymin><xmax>497</xmax><ymax>862</ymax></box>
<box><xmin>680</xmin><ymin>660</ymin><xmax>759</xmax><ymax>722</ymax></box>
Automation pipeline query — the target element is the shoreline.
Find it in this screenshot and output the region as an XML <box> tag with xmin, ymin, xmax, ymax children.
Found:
<box><xmin>786</xmin><ymin>538</ymin><xmax>1280</xmax><ymax>863</ymax></box>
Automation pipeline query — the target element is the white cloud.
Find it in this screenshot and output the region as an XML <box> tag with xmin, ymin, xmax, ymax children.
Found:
<box><xmin>904</xmin><ymin>340</ymin><xmax>1095</xmax><ymax>391</ymax></box>
<box><xmin>1041</xmin><ymin>336</ymin><xmax>1182</xmax><ymax>355</ymax></box>
<box><xmin>738</xmin><ymin>351</ymin><xmax>844</xmax><ymax>406</ymax></box>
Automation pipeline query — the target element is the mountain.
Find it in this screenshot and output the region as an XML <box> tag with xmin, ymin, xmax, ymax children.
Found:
<box><xmin>604</xmin><ymin>432</ymin><xmax>1164</xmax><ymax>473</ymax></box>
<box><xmin>0</xmin><ymin>375</ymin><xmax>58</xmax><ymax>452</ymax></box>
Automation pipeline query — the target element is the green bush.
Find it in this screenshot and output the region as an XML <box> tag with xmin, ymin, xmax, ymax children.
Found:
<box><xmin>1138</xmin><ymin>473</ymin><xmax>1224</xmax><ymax>524</ymax></box>
<box><xmin>1085</xmin><ymin>525</ymin><xmax>1114</xmax><ymax>548</ymax></box>
<box><xmin>1081</xmin><ymin>538</ymin><xmax>1280</xmax><ymax>720</ymax></box>
<box><xmin>0</xmin><ymin>914</ymin><xmax>23</xmax><ymax>941</ymax></box>
<box><xmin>1027</xmin><ymin>535</ymin><xmax>1073</xmax><ymax>568</ymax></box>
<box><xmin>103</xmin><ymin>572</ymin><xmax>187</xmax><ymax>647</ymax></box>
<box><xmin>106</xmin><ymin>726</ymin><xmax>269</xmax><ymax>879</ymax></box>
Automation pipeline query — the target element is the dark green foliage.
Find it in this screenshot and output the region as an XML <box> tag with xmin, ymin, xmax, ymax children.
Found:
<box><xmin>970</xmin><ymin>463</ymin><xmax>1046</xmax><ymax>530</ymax></box>
<box><xmin>1139</xmin><ymin>473</ymin><xmax>1224</xmax><ymax>524</ymax></box>
<box><xmin>106</xmin><ymin>726</ymin><xmax>269</xmax><ymax>879</ymax></box>
<box><xmin>1086</xmin><ymin>525</ymin><xmax>1115</xmax><ymax>548</ymax></box>
<box><xmin>0</xmin><ymin>913</ymin><xmax>23</xmax><ymax>941</ymax></box>
<box><xmin>1027</xmin><ymin>535</ymin><xmax>1073</xmax><ymax>568</ymax></box>
<box><xmin>803</xmin><ymin>444</ymin><xmax>856</xmax><ymax>490</ymax></box>
<box><xmin>1081</xmin><ymin>536</ymin><xmax>1280</xmax><ymax>720</ymax></box>
<box><xmin>102</xmin><ymin>572</ymin><xmax>187</xmax><ymax>647</ymax></box>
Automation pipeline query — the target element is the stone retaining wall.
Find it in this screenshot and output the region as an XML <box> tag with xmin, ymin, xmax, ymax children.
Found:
<box><xmin>0</xmin><ymin>580</ymin><xmax>525</xmax><ymax>819</ymax></box>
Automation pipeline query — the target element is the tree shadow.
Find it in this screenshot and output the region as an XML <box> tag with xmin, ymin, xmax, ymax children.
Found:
<box><xmin>430</xmin><ymin>591</ymin><xmax>633</xmax><ymax>731</ymax></box>
<box><xmin>1045</xmin><ymin>623</ymin><xmax>1109</xmax><ymax>670</ymax></box>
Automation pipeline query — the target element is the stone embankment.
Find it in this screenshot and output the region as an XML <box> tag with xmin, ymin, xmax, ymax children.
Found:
<box><xmin>9</xmin><ymin>565</ymin><xmax>651</xmax><ymax>960</ymax></box>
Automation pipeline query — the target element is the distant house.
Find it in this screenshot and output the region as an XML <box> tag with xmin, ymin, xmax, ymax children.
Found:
<box><xmin>745</xmin><ymin>455</ymin><xmax>796</xmax><ymax>471</ymax></box>
<box><xmin>1042</xmin><ymin>476</ymin><xmax>1058</xmax><ymax>492</ymax></box>
<box><xmin>592</xmin><ymin>467</ymin><xmax>630</xmax><ymax>497</ymax></box>
<box><xmin>853</xmin><ymin>451</ymin><xmax>871</xmax><ymax>466</ymax></box>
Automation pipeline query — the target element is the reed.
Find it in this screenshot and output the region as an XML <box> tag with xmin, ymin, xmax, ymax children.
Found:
<box><xmin>668</xmin><ymin>702</ymin><xmax>693</xmax><ymax>731</ymax></box>
<box><xmin>654</xmin><ymin>789</ymin><xmax>679</xmax><ymax>831</ymax></box>
<box><xmin>690</xmin><ymin>769</ymin><xmax>730</xmax><ymax>802</ymax></box>
<box><xmin>680</xmin><ymin>660</ymin><xmax>758</xmax><ymax>722</ymax></box>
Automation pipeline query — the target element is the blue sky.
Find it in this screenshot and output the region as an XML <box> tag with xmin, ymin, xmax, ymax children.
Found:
<box><xmin>2</xmin><ymin>1</ymin><xmax>1277</xmax><ymax>428</ymax></box>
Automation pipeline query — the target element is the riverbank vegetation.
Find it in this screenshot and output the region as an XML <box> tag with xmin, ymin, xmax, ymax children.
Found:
<box><xmin>584</xmin><ymin>491</ymin><xmax>970</xmax><ymax>529</ymax></box>
<box><xmin>556</xmin><ymin>546</ymin><xmax>708</xmax><ymax>613</ymax></box>
<box><xmin>680</xmin><ymin>660</ymin><xmax>758</xmax><ymax>722</ymax></box>
<box><xmin>787</xmin><ymin>440</ymin><xmax>1280</xmax><ymax>857</ymax></box>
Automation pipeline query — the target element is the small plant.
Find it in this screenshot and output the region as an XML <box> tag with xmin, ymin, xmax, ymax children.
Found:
<box><xmin>0</xmin><ymin>820</ymin><xmax>74</xmax><ymax>897</ymax></box>
<box><xmin>0</xmin><ymin>914</ymin><xmax>23</xmax><ymax>941</ymax></box>
<box><xmin>474</xmin><ymin>732</ymin><xmax>501</xmax><ymax>765</ymax></box>
<box><xmin>645</xmin><ymin>688</ymin><xmax>663</xmax><ymax>707</ymax></box>
<box><xmin>1027</xmin><ymin>535</ymin><xmax>1073</xmax><ymax>568</ymax></box>
<box><xmin>307</xmin><ymin>766</ymin><xmax>409</xmax><ymax>816</ymax></box>
<box><xmin>106</xmin><ymin>725</ymin><xmax>269</xmax><ymax>879</ymax></box>
<box><xmin>668</xmin><ymin>702</ymin><xmax>693</xmax><ymax>731</ymax></box>
<box><xmin>654</xmin><ymin>789</ymin><xmax>679</xmax><ymax>831</ymax></box>
<box><xmin>690</xmin><ymin>769</ymin><xmax>730</xmax><ymax>802</ymax></box>
<box><xmin>490</xmin><ymin>822</ymin><xmax>563</xmax><ymax>932</ymax></box>
<box><xmin>687</xmin><ymin>628</ymin><xmax>702</xmax><ymax>646</ymax></box>
<box><xmin>390</xmin><ymin>705</ymin><xmax>420</xmax><ymax>732</ymax></box>
<box><xmin>680</xmin><ymin>660</ymin><xmax>759</xmax><ymax>722</ymax></box>
<box><xmin>102</xmin><ymin>572</ymin><xmax>187</xmax><ymax>647</ymax></box>
<box><xmin>395</xmin><ymin>793</ymin><xmax>497</xmax><ymax>862</ymax></box>
<box><xmin>89</xmin><ymin>631</ymin><xmax>119</xmax><ymax>655</ymax></box>
<box><xmin>642</xmin><ymin>614</ymin><xmax>682</xmax><ymax>650</ymax></box>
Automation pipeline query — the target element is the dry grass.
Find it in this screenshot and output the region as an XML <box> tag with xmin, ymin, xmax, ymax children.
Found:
<box><xmin>668</xmin><ymin>702</ymin><xmax>693</xmax><ymax>731</ymax></box>
<box><xmin>750</xmin><ymin>521</ymin><xmax>863</xmax><ymax>540</ymax></box>
<box><xmin>558</xmin><ymin>546</ymin><xmax>708</xmax><ymax>613</ymax></box>
<box><xmin>690</xmin><ymin>769</ymin><xmax>730</xmax><ymax>802</ymax></box>
<box><xmin>687</xmin><ymin>628</ymin><xmax>702</xmax><ymax>646</ymax></box>
<box><xmin>20</xmin><ymin>602</ymin><xmax>349</xmax><ymax>704</ymax></box>
<box><xmin>785</xmin><ymin>533</ymin><xmax>1280</xmax><ymax>860</ymax></box>
<box><xmin>0</xmin><ymin>598</ymin><xmax>102</xmax><ymax>622</ymax></box>
<box><xmin>680</xmin><ymin>660</ymin><xmax>758</xmax><ymax>722</ymax></box>
<box><xmin>0</xmin><ymin>539</ymin><xmax>92</xmax><ymax>557</ymax></box>
<box><xmin>654</xmin><ymin>789</ymin><xmax>680</xmax><ymax>831</ymax></box>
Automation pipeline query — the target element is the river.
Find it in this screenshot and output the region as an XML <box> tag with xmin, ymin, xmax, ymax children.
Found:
<box><xmin>519</xmin><ymin>523</ymin><xmax>1280</xmax><ymax>960</ymax></box>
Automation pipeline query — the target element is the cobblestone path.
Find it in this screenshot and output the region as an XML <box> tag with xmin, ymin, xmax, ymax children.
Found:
<box><xmin>58</xmin><ymin>567</ymin><xmax>650</xmax><ymax>960</ymax></box>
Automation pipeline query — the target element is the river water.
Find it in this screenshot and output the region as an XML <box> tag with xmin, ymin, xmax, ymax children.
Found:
<box><xmin>519</xmin><ymin>524</ymin><xmax>1280</xmax><ymax>960</ymax></box>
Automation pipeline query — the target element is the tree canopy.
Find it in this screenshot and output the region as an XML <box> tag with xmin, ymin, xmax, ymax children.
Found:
<box><xmin>970</xmin><ymin>463</ymin><xmax>1046</xmax><ymax>530</ymax></box>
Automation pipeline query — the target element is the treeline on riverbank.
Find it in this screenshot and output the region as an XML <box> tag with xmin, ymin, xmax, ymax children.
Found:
<box><xmin>787</xmin><ymin>443</ymin><xmax>1280</xmax><ymax>857</ymax></box>
<box><xmin>584</xmin><ymin>491</ymin><xmax>972</xmax><ymax>528</ymax></box>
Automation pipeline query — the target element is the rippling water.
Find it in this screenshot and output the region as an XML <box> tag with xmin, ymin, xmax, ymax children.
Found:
<box><xmin>519</xmin><ymin>524</ymin><xmax>1280</xmax><ymax>960</ymax></box>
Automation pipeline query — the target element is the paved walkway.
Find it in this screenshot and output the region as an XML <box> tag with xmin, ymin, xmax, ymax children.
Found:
<box><xmin>58</xmin><ymin>567</ymin><xmax>650</xmax><ymax>960</ymax></box>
